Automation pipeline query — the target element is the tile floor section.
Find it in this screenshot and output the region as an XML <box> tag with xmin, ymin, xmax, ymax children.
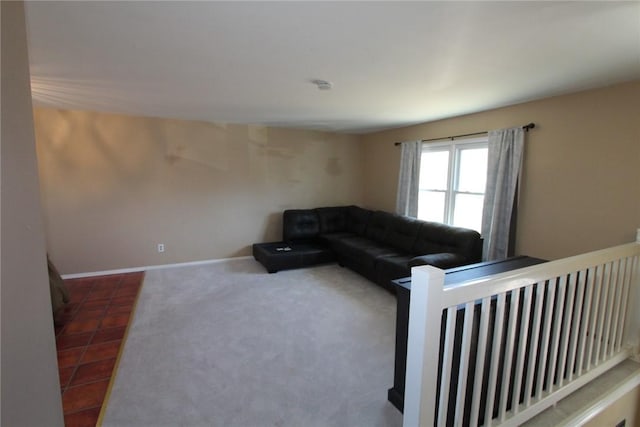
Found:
<box><xmin>55</xmin><ymin>271</ymin><xmax>144</xmax><ymax>427</ymax></box>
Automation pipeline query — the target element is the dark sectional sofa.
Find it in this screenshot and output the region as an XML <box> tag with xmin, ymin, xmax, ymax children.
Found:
<box><xmin>253</xmin><ymin>205</ymin><xmax>482</xmax><ymax>292</ymax></box>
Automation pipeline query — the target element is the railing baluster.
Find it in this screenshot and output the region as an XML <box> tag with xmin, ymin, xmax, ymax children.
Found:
<box><xmin>484</xmin><ymin>293</ymin><xmax>507</xmax><ymax>427</ymax></box>
<box><xmin>498</xmin><ymin>289</ymin><xmax>520</xmax><ymax>422</ymax></box>
<box><xmin>594</xmin><ymin>263</ymin><xmax>610</xmax><ymax>364</ymax></box>
<box><xmin>470</xmin><ymin>297</ymin><xmax>491</xmax><ymax>427</ymax></box>
<box><xmin>558</xmin><ymin>274</ymin><xmax>575</xmax><ymax>387</ymax></box>
<box><xmin>524</xmin><ymin>283</ymin><xmax>545</xmax><ymax>406</ymax></box>
<box><xmin>567</xmin><ymin>270</ymin><xmax>586</xmax><ymax>381</ymax></box>
<box><xmin>438</xmin><ymin>307</ymin><xmax>457</xmax><ymax>427</ymax></box>
<box><xmin>576</xmin><ymin>266</ymin><xmax>596</xmax><ymax>376</ymax></box>
<box><xmin>610</xmin><ymin>259</ymin><xmax>625</xmax><ymax>353</ymax></box>
<box><xmin>512</xmin><ymin>286</ymin><xmax>533</xmax><ymax>414</ymax></box>
<box><xmin>454</xmin><ymin>302</ymin><xmax>475</xmax><ymax>427</ymax></box>
<box><xmin>586</xmin><ymin>265</ymin><xmax>604</xmax><ymax>369</ymax></box>
<box><xmin>536</xmin><ymin>280</ymin><xmax>555</xmax><ymax>398</ymax></box>
<box><xmin>602</xmin><ymin>261</ymin><xmax>617</xmax><ymax>358</ymax></box>
<box><xmin>548</xmin><ymin>276</ymin><xmax>566</xmax><ymax>392</ymax></box>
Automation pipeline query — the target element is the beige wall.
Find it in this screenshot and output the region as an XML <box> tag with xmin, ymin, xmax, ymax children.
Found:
<box><xmin>362</xmin><ymin>81</ymin><xmax>640</xmax><ymax>260</ymax></box>
<box><xmin>1</xmin><ymin>1</ymin><xmax>64</xmax><ymax>425</ymax></box>
<box><xmin>34</xmin><ymin>109</ymin><xmax>364</xmax><ymax>274</ymax></box>
<box><xmin>35</xmin><ymin>82</ymin><xmax>640</xmax><ymax>271</ymax></box>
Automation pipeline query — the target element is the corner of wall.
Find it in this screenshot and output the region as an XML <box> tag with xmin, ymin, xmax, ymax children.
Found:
<box><xmin>1</xmin><ymin>1</ymin><xmax>64</xmax><ymax>425</ymax></box>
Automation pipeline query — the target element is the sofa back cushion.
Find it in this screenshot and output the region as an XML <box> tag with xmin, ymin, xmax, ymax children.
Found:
<box><xmin>345</xmin><ymin>206</ymin><xmax>372</xmax><ymax>235</ymax></box>
<box><xmin>364</xmin><ymin>211</ymin><xmax>395</xmax><ymax>243</ymax></box>
<box><xmin>283</xmin><ymin>209</ymin><xmax>320</xmax><ymax>242</ymax></box>
<box><xmin>316</xmin><ymin>207</ymin><xmax>348</xmax><ymax>234</ymax></box>
<box><xmin>384</xmin><ymin>215</ymin><xmax>421</xmax><ymax>252</ymax></box>
<box><xmin>412</xmin><ymin>221</ymin><xmax>481</xmax><ymax>260</ymax></box>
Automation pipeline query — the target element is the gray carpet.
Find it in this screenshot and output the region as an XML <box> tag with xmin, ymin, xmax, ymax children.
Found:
<box><xmin>102</xmin><ymin>259</ymin><xmax>403</xmax><ymax>427</ymax></box>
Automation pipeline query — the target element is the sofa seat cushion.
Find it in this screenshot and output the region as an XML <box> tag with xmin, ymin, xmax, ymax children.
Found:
<box><xmin>409</xmin><ymin>252</ymin><xmax>467</xmax><ymax>269</ymax></box>
<box><xmin>332</xmin><ymin>236</ymin><xmax>403</xmax><ymax>269</ymax></box>
<box><xmin>318</xmin><ymin>231</ymin><xmax>357</xmax><ymax>246</ymax></box>
<box><xmin>375</xmin><ymin>254</ymin><xmax>413</xmax><ymax>283</ymax></box>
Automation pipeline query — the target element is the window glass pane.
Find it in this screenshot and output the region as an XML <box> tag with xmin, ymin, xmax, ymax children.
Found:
<box><xmin>457</xmin><ymin>147</ymin><xmax>488</xmax><ymax>193</ymax></box>
<box><xmin>418</xmin><ymin>190</ymin><xmax>445</xmax><ymax>223</ymax></box>
<box><xmin>419</xmin><ymin>150</ymin><xmax>449</xmax><ymax>190</ymax></box>
<box><xmin>452</xmin><ymin>193</ymin><xmax>484</xmax><ymax>232</ymax></box>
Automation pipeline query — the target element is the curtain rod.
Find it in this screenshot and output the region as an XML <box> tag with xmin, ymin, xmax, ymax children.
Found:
<box><xmin>394</xmin><ymin>122</ymin><xmax>535</xmax><ymax>146</ymax></box>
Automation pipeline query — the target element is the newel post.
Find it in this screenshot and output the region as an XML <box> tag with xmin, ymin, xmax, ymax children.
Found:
<box><xmin>403</xmin><ymin>265</ymin><xmax>446</xmax><ymax>427</ymax></box>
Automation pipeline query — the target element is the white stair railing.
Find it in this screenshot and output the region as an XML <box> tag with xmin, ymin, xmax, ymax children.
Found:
<box><xmin>403</xmin><ymin>238</ymin><xmax>640</xmax><ymax>427</ymax></box>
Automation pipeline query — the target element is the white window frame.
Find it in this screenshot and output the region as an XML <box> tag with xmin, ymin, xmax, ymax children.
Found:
<box><xmin>418</xmin><ymin>136</ymin><xmax>488</xmax><ymax>229</ymax></box>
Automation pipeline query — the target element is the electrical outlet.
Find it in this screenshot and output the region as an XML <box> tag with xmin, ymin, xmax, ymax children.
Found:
<box><xmin>157</xmin><ymin>243</ymin><xmax>165</xmax><ymax>253</ymax></box>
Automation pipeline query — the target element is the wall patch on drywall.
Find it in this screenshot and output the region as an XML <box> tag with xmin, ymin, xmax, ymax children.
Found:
<box><xmin>162</xmin><ymin>120</ymin><xmax>230</xmax><ymax>171</ymax></box>
<box><xmin>325</xmin><ymin>157</ymin><xmax>342</xmax><ymax>176</ymax></box>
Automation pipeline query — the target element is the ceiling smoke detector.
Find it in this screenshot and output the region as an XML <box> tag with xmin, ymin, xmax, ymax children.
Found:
<box><xmin>311</xmin><ymin>79</ymin><xmax>332</xmax><ymax>90</ymax></box>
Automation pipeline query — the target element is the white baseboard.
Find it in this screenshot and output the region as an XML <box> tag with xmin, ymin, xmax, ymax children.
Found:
<box><xmin>61</xmin><ymin>256</ymin><xmax>254</xmax><ymax>279</ymax></box>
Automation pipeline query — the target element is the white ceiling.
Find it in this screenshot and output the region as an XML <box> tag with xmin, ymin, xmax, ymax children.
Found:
<box><xmin>25</xmin><ymin>1</ymin><xmax>640</xmax><ymax>134</ymax></box>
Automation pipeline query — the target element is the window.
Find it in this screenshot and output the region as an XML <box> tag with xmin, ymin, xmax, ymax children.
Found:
<box><xmin>417</xmin><ymin>137</ymin><xmax>488</xmax><ymax>232</ymax></box>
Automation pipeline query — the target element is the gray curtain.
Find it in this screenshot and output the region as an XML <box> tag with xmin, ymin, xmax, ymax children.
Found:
<box><xmin>481</xmin><ymin>127</ymin><xmax>524</xmax><ymax>260</ymax></box>
<box><xmin>395</xmin><ymin>140</ymin><xmax>422</xmax><ymax>217</ymax></box>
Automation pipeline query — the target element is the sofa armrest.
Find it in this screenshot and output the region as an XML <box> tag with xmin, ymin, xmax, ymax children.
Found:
<box><xmin>409</xmin><ymin>253</ymin><xmax>466</xmax><ymax>269</ymax></box>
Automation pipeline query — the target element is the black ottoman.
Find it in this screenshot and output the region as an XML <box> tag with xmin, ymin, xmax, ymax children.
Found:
<box><xmin>252</xmin><ymin>242</ymin><xmax>335</xmax><ymax>273</ymax></box>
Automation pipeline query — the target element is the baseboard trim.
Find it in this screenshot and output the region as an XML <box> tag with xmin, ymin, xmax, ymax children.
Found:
<box><xmin>61</xmin><ymin>256</ymin><xmax>254</xmax><ymax>279</ymax></box>
<box><xmin>559</xmin><ymin>368</ymin><xmax>640</xmax><ymax>427</ymax></box>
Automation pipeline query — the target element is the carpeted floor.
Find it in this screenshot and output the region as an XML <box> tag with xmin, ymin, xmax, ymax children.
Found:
<box><xmin>101</xmin><ymin>259</ymin><xmax>403</xmax><ymax>427</ymax></box>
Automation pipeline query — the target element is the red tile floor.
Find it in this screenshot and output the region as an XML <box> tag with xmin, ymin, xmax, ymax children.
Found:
<box><xmin>55</xmin><ymin>272</ymin><xmax>144</xmax><ymax>427</ymax></box>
